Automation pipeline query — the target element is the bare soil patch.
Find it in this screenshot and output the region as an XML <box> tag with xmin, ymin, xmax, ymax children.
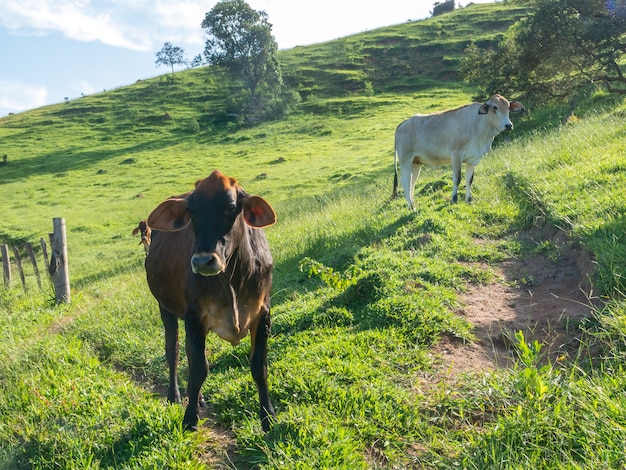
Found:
<box><xmin>433</xmin><ymin>232</ymin><xmax>601</xmax><ymax>378</ymax></box>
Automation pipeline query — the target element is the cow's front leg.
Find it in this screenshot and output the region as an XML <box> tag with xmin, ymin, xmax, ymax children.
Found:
<box><xmin>183</xmin><ymin>312</ymin><xmax>208</xmax><ymax>431</ymax></box>
<box><xmin>451</xmin><ymin>158</ymin><xmax>462</xmax><ymax>203</ymax></box>
<box><xmin>160</xmin><ymin>307</ymin><xmax>181</xmax><ymax>404</ymax></box>
<box><xmin>250</xmin><ymin>306</ymin><xmax>275</xmax><ymax>432</ymax></box>
<box><xmin>464</xmin><ymin>163</ymin><xmax>475</xmax><ymax>203</ymax></box>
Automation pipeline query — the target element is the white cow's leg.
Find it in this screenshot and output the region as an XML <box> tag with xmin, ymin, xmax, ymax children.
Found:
<box><xmin>400</xmin><ymin>159</ymin><xmax>415</xmax><ymax>210</ymax></box>
<box><xmin>451</xmin><ymin>158</ymin><xmax>462</xmax><ymax>203</ymax></box>
<box><xmin>465</xmin><ymin>163</ymin><xmax>475</xmax><ymax>202</ymax></box>
<box><xmin>409</xmin><ymin>163</ymin><xmax>422</xmax><ymax>210</ymax></box>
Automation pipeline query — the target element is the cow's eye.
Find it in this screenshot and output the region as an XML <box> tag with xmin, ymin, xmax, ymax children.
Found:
<box><xmin>492</xmin><ymin>106</ymin><xmax>498</xmax><ymax>112</ymax></box>
<box><xmin>225</xmin><ymin>203</ymin><xmax>237</xmax><ymax>215</ymax></box>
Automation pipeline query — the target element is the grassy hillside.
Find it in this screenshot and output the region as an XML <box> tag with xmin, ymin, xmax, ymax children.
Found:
<box><xmin>279</xmin><ymin>2</ymin><xmax>528</xmax><ymax>97</ymax></box>
<box><xmin>2</xmin><ymin>2</ymin><xmax>626</xmax><ymax>468</ymax></box>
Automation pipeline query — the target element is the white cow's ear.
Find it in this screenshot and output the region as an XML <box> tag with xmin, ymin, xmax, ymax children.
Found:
<box><xmin>509</xmin><ymin>101</ymin><xmax>525</xmax><ymax>113</ymax></box>
<box><xmin>478</xmin><ymin>103</ymin><xmax>489</xmax><ymax>115</ymax></box>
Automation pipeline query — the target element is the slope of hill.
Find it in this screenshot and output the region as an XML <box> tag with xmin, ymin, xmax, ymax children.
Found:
<box><xmin>2</xmin><ymin>2</ymin><xmax>626</xmax><ymax>468</ymax></box>
<box><xmin>279</xmin><ymin>2</ymin><xmax>528</xmax><ymax>97</ymax></box>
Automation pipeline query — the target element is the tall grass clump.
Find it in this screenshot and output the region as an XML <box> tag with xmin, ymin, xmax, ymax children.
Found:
<box><xmin>453</xmin><ymin>331</ymin><xmax>626</xmax><ymax>469</ymax></box>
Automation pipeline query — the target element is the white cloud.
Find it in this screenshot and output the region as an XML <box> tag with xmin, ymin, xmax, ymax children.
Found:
<box><xmin>0</xmin><ymin>0</ymin><xmax>209</xmax><ymax>52</ymax></box>
<box><xmin>0</xmin><ymin>0</ymin><xmax>500</xmax><ymax>53</ymax></box>
<box><xmin>152</xmin><ymin>1</ymin><xmax>206</xmax><ymax>45</ymax></box>
<box><xmin>0</xmin><ymin>80</ymin><xmax>48</xmax><ymax>114</ymax></box>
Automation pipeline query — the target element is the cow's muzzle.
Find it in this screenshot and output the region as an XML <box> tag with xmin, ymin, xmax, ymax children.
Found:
<box><xmin>191</xmin><ymin>252</ymin><xmax>225</xmax><ymax>276</ymax></box>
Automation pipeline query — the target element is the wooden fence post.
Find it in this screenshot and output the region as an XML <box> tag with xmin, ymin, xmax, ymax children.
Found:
<box><xmin>50</xmin><ymin>218</ymin><xmax>70</xmax><ymax>304</ymax></box>
<box><xmin>1</xmin><ymin>244</ymin><xmax>10</xmax><ymax>288</ymax></box>
<box><xmin>26</xmin><ymin>242</ymin><xmax>42</xmax><ymax>290</ymax></box>
<box><xmin>40</xmin><ymin>237</ymin><xmax>50</xmax><ymax>271</ymax></box>
<box><xmin>12</xmin><ymin>247</ymin><xmax>26</xmax><ymax>291</ymax></box>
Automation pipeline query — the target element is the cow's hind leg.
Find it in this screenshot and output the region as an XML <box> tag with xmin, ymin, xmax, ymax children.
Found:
<box><xmin>250</xmin><ymin>305</ymin><xmax>275</xmax><ymax>432</ymax></box>
<box><xmin>451</xmin><ymin>158</ymin><xmax>462</xmax><ymax>203</ymax></box>
<box><xmin>464</xmin><ymin>163</ymin><xmax>475</xmax><ymax>203</ymax></box>
<box><xmin>182</xmin><ymin>312</ymin><xmax>209</xmax><ymax>431</ymax></box>
<box><xmin>160</xmin><ymin>307</ymin><xmax>181</xmax><ymax>404</ymax></box>
<box><xmin>400</xmin><ymin>159</ymin><xmax>422</xmax><ymax>210</ymax></box>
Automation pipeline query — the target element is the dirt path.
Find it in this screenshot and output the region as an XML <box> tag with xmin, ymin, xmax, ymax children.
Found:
<box><xmin>433</xmin><ymin>234</ymin><xmax>600</xmax><ymax>377</ymax></box>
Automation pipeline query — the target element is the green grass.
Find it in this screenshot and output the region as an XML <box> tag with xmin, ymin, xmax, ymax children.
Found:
<box><xmin>2</xmin><ymin>2</ymin><xmax>626</xmax><ymax>468</ymax></box>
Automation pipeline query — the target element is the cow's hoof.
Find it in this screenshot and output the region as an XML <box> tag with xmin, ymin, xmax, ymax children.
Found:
<box><xmin>184</xmin><ymin>422</ymin><xmax>198</xmax><ymax>432</ymax></box>
<box><xmin>260</xmin><ymin>411</ymin><xmax>276</xmax><ymax>433</ymax></box>
<box><xmin>183</xmin><ymin>410</ymin><xmax>199</xmax><ymax>432</ymax></box>
<box><xmin>167</xmin><ymin>392</ymin><xmax>182</xmax><ymax>404</ymax></box>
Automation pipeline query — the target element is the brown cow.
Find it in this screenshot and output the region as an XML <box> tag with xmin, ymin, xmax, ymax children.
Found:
<box><xmin>132</xmin><ymin>220</ymin><xmax>152</xmax><ymax>255</ymax></box>
<box><xmin>144</xmin><ymin>170</ymin><xmax>277</xmax><ymax>432</ymax></box>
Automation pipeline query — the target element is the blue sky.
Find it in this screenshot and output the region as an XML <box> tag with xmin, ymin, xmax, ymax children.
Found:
<box><xmin>0</xmin><ymin>0</ymin><xmax>495</xmax><ymax>117</ymax></box>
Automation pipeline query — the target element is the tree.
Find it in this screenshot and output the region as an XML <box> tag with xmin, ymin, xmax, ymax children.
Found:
<box><xmin>190</xmin><ymin>54</ymin><xmax>204</xmax><ymax>68</ymax></box>
<box><xmin>432</xmin><ymin>0</ymin><xmax>455</xmax><ymax>17</ymax></box>
<box><xmin>201</xmin><ymin>0</ymin><xmax>281</xmax><ymax>98</ymax></box>
<box><xmin>155</xmin><ymin>42</ymin><xmax>187</xmax><ymax>78</ymax></box>
<box><xmin>461</xmin><ymin>0</ymin><xmax>626</xmax><ymax>100</ymax></box>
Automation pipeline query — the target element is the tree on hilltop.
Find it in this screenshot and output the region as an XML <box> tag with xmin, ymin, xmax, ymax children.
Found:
<box><xmin>201</xmin><ymin>0</ymin><xmax>298</xmax><ymax>123</ymax></box>
<box><xmin>432</xmin><ymin>0</ymin><xmax>455</xmax><ymax>17</ymax></box>
<box><xmin>155</xmin><ymin>42</ymin><xmax>187</xmax><ymax>78</ymax></box>
<box><xmin>201</xmin><ymin>0</ymin><xmax>281</xmax><ymax>98</ymax></box>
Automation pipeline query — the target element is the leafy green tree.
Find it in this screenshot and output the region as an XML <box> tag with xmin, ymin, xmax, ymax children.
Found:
<box><xmin>461</xmin><ymin>0</ymin><xmax>626</xmax><ymax>100</ymax></box>
<box><xmin>201</xmin><ymin>0</ymin><xmax>281</xmax><ymax>98</ymax></box>
<box><xmin>432</xmin><ymin>0</ymin><xmax>455</xmax><ymax>17</ymax></box>
<box><xmin>190</xmin><ymin>54</ymin><xmax>204</xmax><ymax>68</ymax></box>
<box><xmin>155</xmin><ymin>42</ymin><xmax>187</xmax><ymax>78</ymax></box>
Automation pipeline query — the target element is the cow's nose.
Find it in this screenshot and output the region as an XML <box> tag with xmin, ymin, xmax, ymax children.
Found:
<box><xmin>191</xmin><ymin>252</ymin><xmax>225</xmax><ymax>276</ymax></box>
<box><xmin>505</xmin><ymin>123</ymin><xmax>513</xmax><ymax>131</ymax></box>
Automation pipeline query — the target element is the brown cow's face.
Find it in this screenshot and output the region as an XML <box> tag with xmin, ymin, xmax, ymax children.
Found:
<box><xmin>147</xmin><ymin>170</ymin><xmax>276</xmax><ymax>277</ymax></box>
<box><xmin>187</xmin><ymin>174</ymin><xmax>240</xmax><ymax>276</ymax></box>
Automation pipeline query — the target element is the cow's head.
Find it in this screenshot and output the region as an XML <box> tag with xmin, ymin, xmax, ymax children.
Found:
<box><xmin>147</xmin><ymin>170</ymin><xmax>276</xmax><ymax>276</ymax></box>
<box><xmin>478</xmin><ymin>94</ymin><xmax>525</xmax><ymax>132</ymax></box>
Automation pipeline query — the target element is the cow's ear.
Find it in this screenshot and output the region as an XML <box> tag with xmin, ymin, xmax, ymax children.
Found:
<box><xmin>242</xmin><ymin>196</ymin><xmax>276</xmax><ymax>228</ymax></box>
<box><xmin>147</xmin><ymin>198</ymin><xmax>190</xmax><ymax>231</ymax></box>
<box><xmin>478</xmin><ymin>103</ymin><xmax>489</xmax><ymax>115</ymax></box>
<box><xmin>509</xmin><ymin>100</ymin><xmax>525</xmax><ymax>113</ymax></box>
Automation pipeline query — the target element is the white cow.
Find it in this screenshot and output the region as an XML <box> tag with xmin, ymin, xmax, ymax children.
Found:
<box><xmin>392</xmin><ymin>94</ymin><xmax>524</xmax><ymax>210</ymax></box>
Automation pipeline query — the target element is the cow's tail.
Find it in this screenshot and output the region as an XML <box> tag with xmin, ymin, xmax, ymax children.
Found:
<box><xmin>392</xmin><ymin>130</ymin><xmax>399</xmax><ymax>199</ymax></box>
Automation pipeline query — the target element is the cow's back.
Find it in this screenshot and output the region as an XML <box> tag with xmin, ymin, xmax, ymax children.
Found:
<box><xmin>396</xmin><ymin>103</ymin><xmax>490</xmax><ymax>164</ymax></box>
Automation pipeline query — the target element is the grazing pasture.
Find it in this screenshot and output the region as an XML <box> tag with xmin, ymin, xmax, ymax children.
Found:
<box><xmin>2</xmin><ymin>3</ymin><xmax>626</xmax><ymax>468</ymax></box>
